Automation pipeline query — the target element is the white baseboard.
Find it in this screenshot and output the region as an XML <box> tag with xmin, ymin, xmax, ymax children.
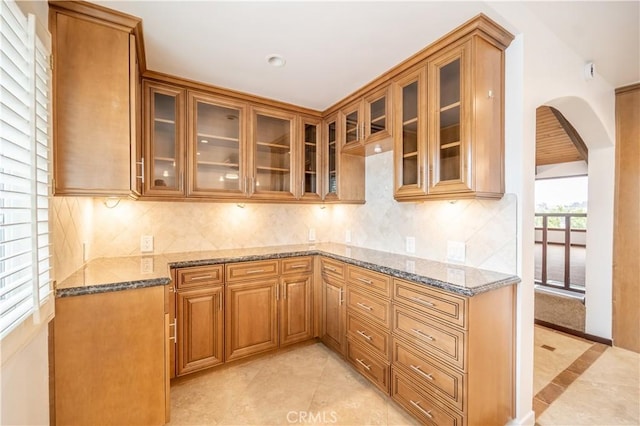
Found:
<box><xmin>506</xmin><ymin>410</ymin><xmax>536</xmax><ymax>426</ymax></box>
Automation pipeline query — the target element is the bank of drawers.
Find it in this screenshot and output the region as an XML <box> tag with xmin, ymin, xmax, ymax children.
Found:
<box><xmin>391</xmin><ymin>278</ymin><xmax>468</xmax><ymax>423</ymax></box>
<box><xmin>344</xmin><ymin>265</ymin><xmax>392</xmax><ymax>393</ymax></box>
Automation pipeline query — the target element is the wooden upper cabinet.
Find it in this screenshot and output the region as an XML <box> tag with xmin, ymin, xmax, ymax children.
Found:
<box><xmin>342</xmin><ymin>85</ymin><xmax>393</xmax><ymax>155</ymax></box>
<box><xmin>188</xmin><ymin>91</ymin><xmax>248</xmax><ymax>198</ymax></box>
<box><xmin>426</xmin><ymin>36</ymin><xmax>505</xmax><ymax>199</ymax></box>
<box><xmin>393</xmin><ymin>68</ymin><xmax>427</xmax><ymax>199</ymax></box>
<box><xmin>249</xmin><ymin>107</ymin><xmax>298</xmax><ymax>200</ymax></box>
<box><xmin>300</xmin><ymin>116</ymin><xmax>323</xmax><ymax>201</ymax></box>
<box><xmin>143</xmin><ymin>81</ymin><xmax>185</xmax><ymax>196</ymax></box>
<box><xmin>50</xmin><ymin>2</ymin><xmax>141</xmax><ymax>197</ymax></box>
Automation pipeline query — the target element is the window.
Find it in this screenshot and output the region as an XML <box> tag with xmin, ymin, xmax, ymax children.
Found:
<box><xmin>0</xmin><ymin>0</ymin><xmax>52</xmax><ymax>339</ymax></box>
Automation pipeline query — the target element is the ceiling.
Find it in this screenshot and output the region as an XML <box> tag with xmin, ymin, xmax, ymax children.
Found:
<box><xmin>92</xmin><ymin>1</ymin><xmax>639</xmax><ymax>111</ymax></box>
<box><xmin>536</xmin><ymin>106</ymin><xmax>587</xmax><ymax>167</ymax></box>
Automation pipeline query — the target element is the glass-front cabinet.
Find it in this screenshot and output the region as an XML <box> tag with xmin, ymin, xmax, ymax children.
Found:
<box><xmin>188</xmin><ymin>92</ymin><xmax>247</xmax><ymax>198</ymax></box>
<box><xmin>393</xmin><ymin>69</ymin><xmax>426</xmax><ymax>199</ymax></box>
<box><xmin>364</xmin><ymin>86</ymin><xmax>392</xmax><ymax>143</ymax></box>
<box><xmin>324</xmin><ymin>114</ymin><xmax>339</xmax><ymax>200</ymax></box>
<box><xmin>300</xmin><ymin>116</ymin><xmax>322</xmax><ymax>200</ymax></box>
<box><xmin>250</xmin><ymin>107</ymin><xmax>296</xmax><ymax>200</ymax></box>
<box><xmin>143</xmin><ymin>81</ymin><xmax>185</xmax><ymax>196</ymax></box>
<box><xmin>341</xmin><ymin>101</ymin><xmax>362</xmax><ymax>154</ymax></box>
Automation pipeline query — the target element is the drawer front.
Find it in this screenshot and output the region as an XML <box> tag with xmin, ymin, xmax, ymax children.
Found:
<box><xmin>392</xmin><ymin>338</ymin><xmax>464</xmax><ymax>411</ymax></box>
<box><xmin>176</xmin><ymin>265</ymin><xmax>224</xmax><ymax>289</ymax></box>
<box><xmin>346</xmin><ymin>341</ymin><xmax>390</xmax><ymax>394</ymax></box>
<box><xmin>393</xmin><ymin>305</ymin><xmax>466</xmax><ymax>370</ymax></box>
<box><xmin>347</xmin><ymin>266</ymin><xmax>391</xmax><ymax>298</ymax></box>
<box><xmin>346</xmin><ymin>286</ymin><xmax>391</xmax><ymax>328</ymax></box>
<box><xmin>391</xmin><ymin>368</ymin><xmax>465</xmax><ymax>426</ymax></box>
<box><xmin>346</xmin><ymin>311</ymin><xmax>390</xmax><ymax>360</ymax></box>
<box><xmin>226</xmin><ymin>260</ymin><xmax>279</xmax><ymax>283</ymax></box>
<box><xmin>320</xmin><ymin>257</ymin><xmax>345</xmax><ymax>280</ymax></box>
<box><xmin>394</xmin><ymin>279</ymin><xmax>467</xmax><ymax>329</ymax></box>
<box><xmin>281</xmin><ymin>256</ymin><xmax>313</xmax><ymax>275</ymax></box>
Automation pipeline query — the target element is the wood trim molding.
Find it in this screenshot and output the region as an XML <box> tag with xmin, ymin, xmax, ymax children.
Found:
<box><xmin>534</xmin><ymin>319</ymin><xmax>613</xmax><ymax>346</ymax></box>
<box><xmin>615</xmin><ymin>82</ymin><xmax>640</xmax><ymax>95</ymax></box>
<box><xmin>548</xmin><ymin>106</ymin><xmax>589</xmax><ymax>163</ymax></box>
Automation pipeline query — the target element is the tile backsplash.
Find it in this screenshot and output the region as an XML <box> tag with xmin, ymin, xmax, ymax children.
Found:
<box><xmin>52</xmin><ymin>151</ymin><xmax>517</xmax><ymax>281</ymax></box>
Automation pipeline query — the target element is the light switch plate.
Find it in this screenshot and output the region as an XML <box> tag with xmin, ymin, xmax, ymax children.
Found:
<box><xmin>447</xmin><ymin>241</ymin><xmax>466</xmax><ymax>263</ymax></box>
<box><xmin>308</xmin><ymin>228</ymin><xmax>316</xmax><ymax>242</ymax></box>
<box><xmin>141</xmin><ymin>235</ymin><xmax>154</xmax><ymax>253</ymax></box>
<box><xmin>345</xmin><ymin>230</ymin><xmax>352</xmax><ymax>244</ymax></box>
<box><xmin>406</xmin><ymin>236</ymin><xmax>416</xmax><ymax>254</ymax></box>
<box><xmin>141</xmin><ymin>257</ymin><xmax>154</xmax><ymax>274</ymax></box>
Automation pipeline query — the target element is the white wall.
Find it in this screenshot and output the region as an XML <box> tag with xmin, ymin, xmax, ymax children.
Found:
<box><xmin>488</xmin><ymin>2</ymin><xmax>617</xmax><ymax>425</ymax></box>
<box><xmin>536</xmin><ymin>160</ymin><xmax>588</xmax><ymax>179</ymax></box>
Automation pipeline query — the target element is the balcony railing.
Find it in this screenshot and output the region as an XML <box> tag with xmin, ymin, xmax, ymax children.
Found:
<box><xmin>534</xmin><ymin>213</ymin><xmax>586</xmax><ymax>293</ymax></box>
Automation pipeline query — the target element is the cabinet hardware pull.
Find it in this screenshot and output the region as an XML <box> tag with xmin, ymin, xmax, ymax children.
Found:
<box><xmin>283</xmin><ymin>283</ymin><xmax>287</xmax><ymax>299</ymax></box>
<box><xmin>169</xmin><ymin>320</ymin><xmax>177</xmax><ymax>343</ymax></box>
<box><xmin>323</xmin><ymin>265</ymin><xmax>337</xmax><ymax>272</ymax></box>
<box><xmin>276</xmin><ymin>284</ymin><xmax>279</xmax><ymax>300</ymax></box>
<box><xmin>411</xmin><ymin>328</ymin><xmax>435</xmax><ymax>341</ymax></box>
<box><xmin>409</xmin><ymin>400</ymin><xmax>433</xmax><ymax>419</ymax></box>
<box><xmin>410</xmin><ymin>296</ymin><xmax>435</xmax><ymax>307</ymax></box>
<box><xmin>339</xmin><ymin>288</ymin><xmax>344</xmax><ymax>305</ymax></box>
<box><xmin>356</xmin><ymin>302</ymin><xmax>373</xmax><ymax>311</ymax></box>
<box><xmin>356</xmin><ymin>330</ymin><xmax>372</xmax><ymax>341</ymax></box>
<box><xmin>189</xmin><ymin>274</ymin><xmax>213</xmax><ymax>281</ymax></box>
<box><xmin>246</xmin><ymin>269</ymin><xmax>265</xmax><ymax>274</ymax></box>
<box><xmin>136</xmin><ymin>158</ymin><xmax>145</xmax><ymax>183</ymax></box>
<box><xmin>356</xmin><ymin>277</ymin><xmax>373</xmax><ymax>285</ymax></box>
<box><xmin>290</xmin><ymin>264</ymin><xmax>306</xmax><ymax>269</ymax></box>
<box><xmin>355</xmin><ymin>358</ymin><xmax>371</xmax><ymax>371</ymax></box>
<box><xmin>219</xmin><ymin>294</ymin><xmax>223</xmax><ymax>311</ymax></box>
<box><xmin>410</xmin><ymin>364</ymin><xmax>433</xmax><ymax>380</ymax></box>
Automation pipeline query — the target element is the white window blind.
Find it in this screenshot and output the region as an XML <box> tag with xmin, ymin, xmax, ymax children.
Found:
<box><xmin>0</xmin><ymin>0</ymin><xmax>52</xmax><ymax>339</ymax></box>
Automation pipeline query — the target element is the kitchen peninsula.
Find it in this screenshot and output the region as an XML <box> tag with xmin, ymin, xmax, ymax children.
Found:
<box><xmin>53</xmin><ymin>244</ymin><xmax>519</xmax><ymax>425</ymax></box>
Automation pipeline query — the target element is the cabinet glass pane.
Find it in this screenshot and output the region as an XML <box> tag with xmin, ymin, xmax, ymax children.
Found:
<box><xmin>369</xmin><ymin>97</ymin><xmax>386</xmax><ymax>135</ymax></box>
<box><xmin>401</xmin><ymin>81</ymin><xmax>418</xmax><ymax>186</ymax></box>
<box><xmin>152</xmin><ymin>93</ymin><xmax>178</xmax><ymax>189</ymax></box>
<box><xmin>439</xmin><ymin>58</ymin><xmax>461</xmax><ymax>182</ymax></box>
<box><xmin>255</xmin><ymin>114</ymin><xmax>291</xmax><ymax>192</ymax></box>
<box><xmin>345</xmin><ymin>110</ymin><xmax>358</xmax><ymax>143</ymax></box>
<box><xmin>304</xmin><ymin>123</ymin><xmax>317</xmax><ymax>194</ymax></box>
<box><xmin>327</xmin><ymin>121</ymin><xmax>337</xmax><ymax>194</ymax></box>
<box><xmin>195</xmin><ymin>102</ymin><xmax>241</xmax><ymax>191</ymax></box>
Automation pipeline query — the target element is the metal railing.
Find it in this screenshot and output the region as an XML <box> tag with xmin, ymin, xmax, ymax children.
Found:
<box><xmin>534</xmin><ymin>213</ymin><xmax>586</xmax><ymax>293</ymax></box>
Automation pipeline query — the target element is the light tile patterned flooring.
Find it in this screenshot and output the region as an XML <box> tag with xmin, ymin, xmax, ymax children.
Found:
<box><xmin>169</xmin><ymin>329</ymin><xmax>640</xmax><ymax>425</ymax></box>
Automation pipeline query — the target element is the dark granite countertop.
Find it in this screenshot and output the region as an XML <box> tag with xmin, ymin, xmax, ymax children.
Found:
<box><xmin>56</xmin><ymin>243</ymin><xmax>520</xmax><ymax>298</ymax></box>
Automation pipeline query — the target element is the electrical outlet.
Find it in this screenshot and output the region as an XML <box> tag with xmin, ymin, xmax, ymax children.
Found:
<box><xmin>447</xmin><ymin>241</ymin><xmax>466</xmax><ymax>263</ymax></box>
<box><xmin>405</xmin><ymin>260</ymin><xmax>415</xmax><ymax>273</ymax></box>
<box><xmin>345</xmin><ymin>230</ymin><xmax>352</xmax><ymax>244</ymax></box>
<box><xmin>405</xmin><ymin>236</ymin><xmax>416</xmax><ymax>254</ymax></box>
<box><xmin>140</xmin><ymin>235</ymin><xmax>154</xmax><ymax>253</ymax></box>
<box><xmin>141</xmin><ymin>257</ymin><xmax>154</xmax><ymax>274</ymax></box>
<box><xmin>308</xmin><ymin>228</ymin><xmax>316</xmax><ymax>242</ymax></box>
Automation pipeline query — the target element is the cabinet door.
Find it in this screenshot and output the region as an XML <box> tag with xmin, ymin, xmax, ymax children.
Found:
<box><xmin>300</xmin><ymin>116</ymin><xmax>322</xmax><ymax>200</ymax></box>
<box><xmin>51</xmin><ymin>11</ymin><xmax>136</xmax><ymax>196</ymax></box>
<box><xmin>321</xmin><ymin>274</ymin><xmax>346</xmax><ymax>355</ymax></box>
<box><xmin>280</xmin><ymin>274</ymin><xmax>313</xmax><ymax>346</ymax></box>
<box><xmin>364</xmin><ymin>86</ymin><xmax>392</xmax><ymax>143</ymax></box>
<box><xmin>394</xmin><ymin>69</ymin><xmax>427</xmax><ymax>199</ymax></box>
<box><xmin>342</xmin><ymin>101</ymin><xmax>364</xmax><ymax>154</ymax></box>
<box><xmin>226</xmin><ymin>279</ymin><xmax>279</xmax><ymax>361</ymax></box>
<box><xmin>176</xmin><ymin>286</ymin><xmax>224</xmax><ymax>376</ymax></box>
<box><xmin>143</xmin><ymin>81</ymin><xmax>186</xmax><ymax>196</ymax></box>
<box><xmin>324</xmin><ymin>114</ymin><xmax>339</xmax><ymax>201</ymax></box>
<box><xmin>188</xmin><ymin>92</ymin><xmax>247</xmax><ymax>198</ymax></box>
<box><xmin>428</xmin><ymin>43</ymin><xmax>472</xmax><ymax>195</ymax></box>
<box><xmin>249</xmin><ymin>107</ymin><xmax>297</xmax><ymax>200</ymax></box>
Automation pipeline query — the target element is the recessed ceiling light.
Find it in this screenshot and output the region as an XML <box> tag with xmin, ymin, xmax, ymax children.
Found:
<box><xmin>266</xmin><ymin>54</ymin><xmax>286</xmax><ymax>67</ymax></box>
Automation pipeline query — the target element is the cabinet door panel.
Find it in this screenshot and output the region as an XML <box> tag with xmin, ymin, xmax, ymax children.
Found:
<box><xmin>226</xmin><ymin>279</ymin><xmax>278</xmax><ymax>361</ymax></box>
<box><xmin>321</xmin><ymin>275</ymin><xmax>345</xmax><ymax>355</ymax></box>
<box><xmin>300</xmin><ymin>117</ymin><xmax>322</xmax><ymax>200</ymax></box>
<box><xmin>177</xmin><ymin>286</ymin><xmax>224</xmax><ymax>376</ymax></box>
<box><xmin>280</xmin><ymin>274</ymin><xmax>313</xmax><ymax>346</ymax></box>
<box><xmin>188</xmin><ymin>92</ymin><xmax>247</xmax><ymax>197</ymax></box>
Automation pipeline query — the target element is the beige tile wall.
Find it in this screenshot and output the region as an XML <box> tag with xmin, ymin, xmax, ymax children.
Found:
<box><xmin>51</xmin><ymin>151</ymin><xmax>517</xmax><ymax>279</ymax></box>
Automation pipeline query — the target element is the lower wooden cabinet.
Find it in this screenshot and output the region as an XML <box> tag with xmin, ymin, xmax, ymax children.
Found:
<box><xmin>346</xmin><ymin>340</ymin><xmax>390</xmax><ymax>394</ymax></box>
<box><xmin>177</xmin><ymin>286</ymin><xmax>224</xmax><ymax>376</ymax></box>
<box><xmin>321</xmin><ymin>273</ymin><xmax>346</xmax><ymax>355</ymax></box>
<box><xmin>225</xmin><ymin>278</ymin><xmax>279</xmax><ymax>361</ymax></box>
<box><xmin>280</xmin><ymin>273</ymin><xmax>313</xmax><ymax>346</ymax></box>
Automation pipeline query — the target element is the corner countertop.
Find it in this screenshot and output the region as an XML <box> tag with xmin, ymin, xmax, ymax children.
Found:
<box><xmin>55</xmin><ymin>243</ymin><xmax>520</xmax><ymax>298</ymax></box>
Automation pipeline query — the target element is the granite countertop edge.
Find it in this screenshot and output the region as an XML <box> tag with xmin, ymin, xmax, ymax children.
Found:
<box><xmin>56</xmin><ymin>247</ymin><xmax>520</xmax><ymax>298</ymax></box>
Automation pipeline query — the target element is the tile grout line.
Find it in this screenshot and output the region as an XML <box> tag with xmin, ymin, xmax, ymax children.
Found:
<box><xmin>533</xmin><ymin>342</ymin><xmax>609</xmax><ymax>421</ymax></box>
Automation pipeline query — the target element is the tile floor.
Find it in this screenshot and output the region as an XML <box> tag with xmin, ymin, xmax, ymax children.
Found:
<box><xmin>169</xmin><ymin>329</ymin><xmax>640</xmax><ymax>425</ymax></box>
